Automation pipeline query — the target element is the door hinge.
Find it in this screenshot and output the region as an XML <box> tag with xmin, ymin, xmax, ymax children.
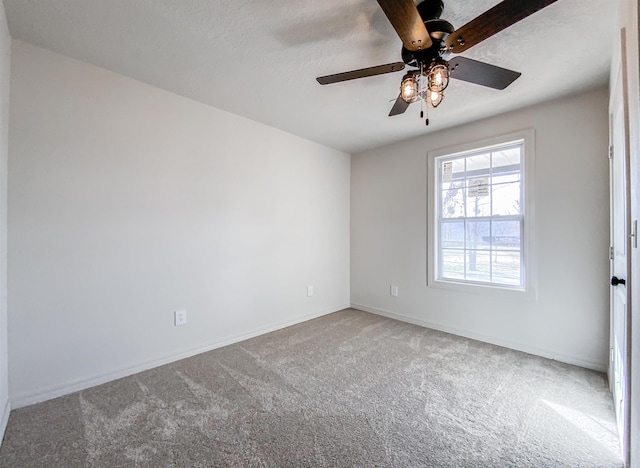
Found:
<box><xmin>610</xmin><ymin>246</ymin><xmax>614</xmax><ymax>260</ymax></box>
<box><xmin>609</xmin><ymin>145</ymin><xmax>614</xmax><ymax>159</ymax></box>
<box><xmin>610</xmin><ymin>347</ymin><xmax>615</xmax><ymax>362</ymax></box>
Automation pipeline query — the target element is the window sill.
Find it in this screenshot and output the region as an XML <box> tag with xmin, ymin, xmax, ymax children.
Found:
<box><xmin>427</xmin><ymin>277</ymin><xmax>538</xmax><ymax>301</ymax></box>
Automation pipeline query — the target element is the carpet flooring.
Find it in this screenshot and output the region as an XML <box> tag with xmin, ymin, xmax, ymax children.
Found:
<box><xmin>0</xmin><ymin>309</ymin><xmax>623</xmax><ymax>467</ymax></box>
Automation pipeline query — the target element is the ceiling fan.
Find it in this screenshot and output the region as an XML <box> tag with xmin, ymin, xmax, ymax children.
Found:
<box><xmin>316</xmin><ymin>0</ymin><xmax>558</xmax><ymax>120</ymax></box>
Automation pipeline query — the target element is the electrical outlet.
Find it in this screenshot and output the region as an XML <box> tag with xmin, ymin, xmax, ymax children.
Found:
<box><xmin>307</xmin><ymin>285</ymin><xmax>314</xmax><ymax>297</ymax></box>
<box><xmin>390</xmin><ymin>285</ymin><xmax>399</xmax><ymax>297</ymax></box>
<box><xmin>174</xmin><ymin>309</ymin><xmax>187</xmax><ymax>326</ymax></box>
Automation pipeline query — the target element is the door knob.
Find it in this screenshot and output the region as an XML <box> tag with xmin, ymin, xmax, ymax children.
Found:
<box><xmin>611</xmin><ymin>276</ymin><xmax>626</xmax><ymax>286</ymax></box>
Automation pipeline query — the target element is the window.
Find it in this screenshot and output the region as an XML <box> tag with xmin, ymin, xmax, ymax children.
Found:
<box><xmin>428</xmin><ymin>130</ymin><xmax>535</xmax><ymax>295</ymax></box>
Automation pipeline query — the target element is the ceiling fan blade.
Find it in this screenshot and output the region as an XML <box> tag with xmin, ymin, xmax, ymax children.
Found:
<box><xmin>449</xmin><ymin>56</ymin><xmax>521</xmax><ymax>90</ymax></box>
<box><xmin>317</xmin><ymin>62</ymin><xmax>405</xmax><ymax>85</ymax></box>
<box><xmin>376</xmin><ymin>0</ymin><xmax>432</xmax><ymax>51</ymax></box>
<box><xmin>389</xmin><ymin>94</ymin><xmax>411</xmax><ymax>116</ymax></box>
<box><xmin>444</xmin><ymin>0</ymin><xmax>558</xmax><ymax>54</ymax></box>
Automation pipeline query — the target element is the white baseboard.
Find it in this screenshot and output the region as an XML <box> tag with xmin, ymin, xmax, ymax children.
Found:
<box><xmin>0</xmin><ymin>397</ymin><xmax>10</xmax><ymax>443</ymax></box>
<box><xmin>12</xmin><ymin>304</ymin><xmax>350</xmax><ymax>409</ymax></box>
<box><xmin>351</xmin><ymin>303</ymin><xmax>607</xmax><ymax>373</ymax></box>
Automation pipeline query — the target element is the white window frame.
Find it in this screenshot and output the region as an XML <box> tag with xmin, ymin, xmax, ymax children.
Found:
<box><xmin>427</xmin><ymin>129</ymin><xmax>537</xmax><ymax>299</ymax></box>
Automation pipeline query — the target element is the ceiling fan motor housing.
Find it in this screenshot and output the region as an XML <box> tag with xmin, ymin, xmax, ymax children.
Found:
<box><xmin>401</xmin><ymin>18</ymin><xmax>454</xmax><ymax>68</ymax></box>
<box><xmin>402</xmin><ymin>0</ymin><xmax>453</xmax><ymax>69</ymax></box>
<box><xmin>416</xmin><ymin>0</ymin><xmax>444</xmax><ymax>21</ymax></box>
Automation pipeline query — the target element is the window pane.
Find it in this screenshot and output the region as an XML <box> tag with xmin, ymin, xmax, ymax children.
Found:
<box><xmin>441</xmin><ymin>159</ymin><xmax>465</xmax><ymax>191</ymax></box>
<box><xmin>441</xmin><ymin>249</ymin><xmax>465</xmax><ymax>280</ymax></box>
<box><xmin>492</xmin><ymin>147</ymin><xmax>521</xmax><ymax>170</ymax></box>
<box><xmin>465</xmin><ymin>178</ymin><xmax>490</xmax><ymax>217</ymax></box>
<box><xmin>491</xmin><ymin>250</ymin><xmax>522</xmax><ymax>285</ymax></box>
<box><xmin>492</xmin><ymin>171</ymin><xmax>520</xmax><ymax>185</ymax></box>
<box><xmin>492</xmin><ymin>182</ymin><xmax>521</xmax><ymax>216</ymax></box>
<box><xmin>451</xmin><ymin>159</ymin><xmax>465</xmax><ymax>176</ymax></box>
<box><xmin>466</xmin><ymin>153</ymin><xmax>491</xmax><ymax>178</ymax></box>
<box><xmin>442</xmin><ymin>221</ymin><xmax>465</xmax><ymax>249</ymax></box>
<box><xmin>466</xmin><ymin>221</ymin><xmax>490</xmax><ymax>250</ymax></box>
<box><xmin>492</xmin><ymin>220</ymin><xmax>521</xmax><ymax>250</ymax></box>
<box><xmin>465</xmin><ymin>250</ymin><xmax>491</xmax><ymax>282</ymax></box>
<box><xmin>442</xmin><ymin>182</ymin><xmax>464</xmax><ymax>218</ymax></box>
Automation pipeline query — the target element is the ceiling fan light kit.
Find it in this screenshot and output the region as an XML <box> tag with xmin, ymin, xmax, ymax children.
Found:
<box><xmin>316</xmin><ymin>0</ymin><xmax>558</xmax><ymax>121</ymax></box>
<box><xmin>400</xmin><ymin>59</ymin><xmax>448</xmax><ymax>108</ymax></box>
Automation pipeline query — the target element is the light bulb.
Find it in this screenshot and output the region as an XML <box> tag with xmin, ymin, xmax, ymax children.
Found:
<box><xmin>427</xmin><ymin>90</ymin><xmax>443</xmax><ymax>108</ymax></box>
<box><xmin>427</xmin><ymin>61</ymin><xmax>450</xmax><ymax>93</ymax></box>
<box><xmin>402</xmin><ymin>83</ymin><xmax>413</xmax><ymax>99</ymax></box>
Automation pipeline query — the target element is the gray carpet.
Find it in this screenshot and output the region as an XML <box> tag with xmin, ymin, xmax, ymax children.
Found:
<box><xmin>0</xmin><ymin>309</ymin><xmax>623</xmax><ymax>467</ymax></box>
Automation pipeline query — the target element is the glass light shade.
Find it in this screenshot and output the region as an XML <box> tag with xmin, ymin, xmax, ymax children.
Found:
<box><xmin>427</xmin><ymin>62</ymin><xmax>449</xmax><ymax>93</ymax></box>
<box><xmin>427</xmin><ymin>90</ymin><xmax>444</xmax><ymax>108</ymax></box>
<box><xmin>400</xmin><ymin>75</ymin><xmax>419</xmax><ymax>103</ymax></box>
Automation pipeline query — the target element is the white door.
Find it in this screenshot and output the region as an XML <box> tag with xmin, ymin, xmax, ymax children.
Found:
<box><xmin>609</xmin><ymin>59</ymin><xmax>630</xmax><ymax>456</ymax></box>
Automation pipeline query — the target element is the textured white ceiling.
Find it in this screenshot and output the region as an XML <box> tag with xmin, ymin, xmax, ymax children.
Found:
<box><xmin>3</xmin><ymin>0</ymin><xmax>615</xmax><ymax>154</ymax></box>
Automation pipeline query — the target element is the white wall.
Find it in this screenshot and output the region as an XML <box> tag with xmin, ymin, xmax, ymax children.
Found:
<box><xmin>8</xmin><ymin>41</ymin><xmax>350</xmax><ymax>406</ymax></box>
<box><xmin>0</xmin><ymin>0</ymin><xmax>10</xmax><ymax>441</ymax></box>
<box><xmin>351</xmin><ymin>88</ymin><xmax>611</xmax><ymax>371</ymax></box>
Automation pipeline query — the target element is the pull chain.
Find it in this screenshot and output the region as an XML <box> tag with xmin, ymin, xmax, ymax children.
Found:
<box><xmin>418</xmin><ymin>62</ymin><xmax>429</xmax><ymax>125</ymax></box>
<box><xmin>419</xmin><ymin>63</ymin><xmax>424</xmax><ymax>120</ymax></box>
